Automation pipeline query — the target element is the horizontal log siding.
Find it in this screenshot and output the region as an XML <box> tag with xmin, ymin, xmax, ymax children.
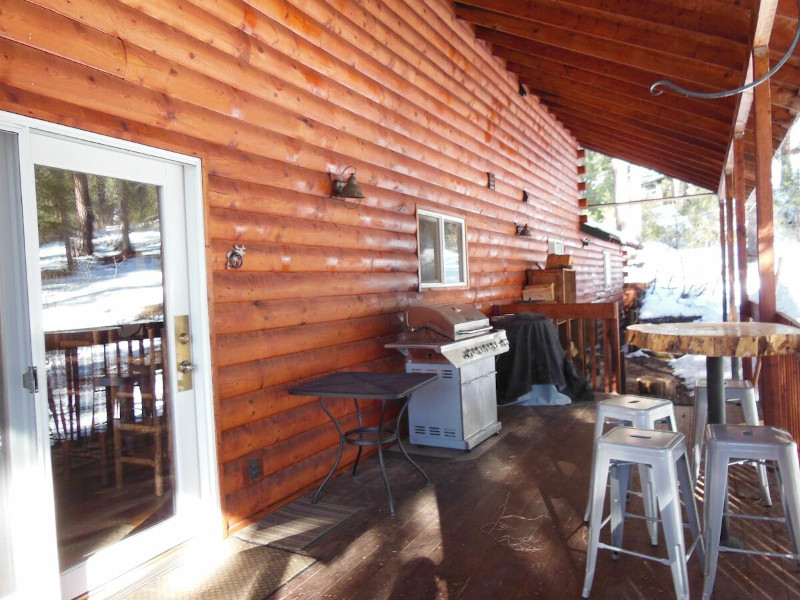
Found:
<box><xmin>0</xmin><ymin>0</ymin><xmax>625</xmax><ymax>531</ymax></box>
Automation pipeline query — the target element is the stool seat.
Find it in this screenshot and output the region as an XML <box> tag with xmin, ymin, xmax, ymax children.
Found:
<box><xmin>702</xmin><ymin>424</ymin><xmax>800</xmax><ymax>600</ymax></box>
<box><xmin>583</xmin><ymin>426</ymin><xmax>703</xmax><ymax>600</ymax></box>
<box><xmin>692</xmin><ymin>379</ymin><xmax>770</xmax><ymax>505</ymax></box>
<box><xmin>584</xmin><ymin>395</ymin><xmax>677</xmax><ymax>546</ymax></box>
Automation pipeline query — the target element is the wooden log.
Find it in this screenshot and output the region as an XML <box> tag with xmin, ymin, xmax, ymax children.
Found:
<box><xmin>216</xmin><ymin>313</ymin><xmax>402</xmax><ymax>367</ymax></box>
<box><xmin>214</xmin><ymin>293</ymin><xmax>420</xmax><ymax>335</ymax></box>
<box><xmin>216</xmin><ymin>335</ymin><xmax>398</xmax><ymax>398</ymax></box>
<box><xmin>1</xmin><ymin>0</ymin><xmax>126</xmax><ymax>76</ymax></box>
<box><xmin>522</xmin><ymin>283</ymin><xmax>555</xmax><ymax>302</ymax></box>
<box><xmin>545</xmin><ymin>253</ymin><xmax>574</xmax><ymax>269</ymax></box>
<box><xmin>637</xmin><ymin>375</ymin><xmax>675</xmax><ymax>399</ymax></box>
<box><xmin>212</xmin><ymin>271</ymin><xmax>418</xmax><ymax>304</ymax></box>
<box><xmin>209</xmin><ymin>240</ymin><xmax>418</xmax><ymax>274</ymax></box>
<box><xmin>219</xmin><ymin>356</ymin><xmax>401</xmax><ymax>432</ymax></box>
<box><xmin>208</xmin><ymin>178</ymin><xmax>417</xmax><ymax>233</ymax></box>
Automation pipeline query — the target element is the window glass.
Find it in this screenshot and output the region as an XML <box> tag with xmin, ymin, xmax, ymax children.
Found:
<box><xmin>419</xmin><ymin>215</ymin><xmax>441</xmax><ymax>283</ymax></box>
<box><xmin>417</xmin><ymin>210</ymin><xmax>467</xmax><ymax>288</ymax></box>
<box><xmin>443</xmin><ymin>220</ymin><xmax>464</xmax><ymax>284</ymax></box>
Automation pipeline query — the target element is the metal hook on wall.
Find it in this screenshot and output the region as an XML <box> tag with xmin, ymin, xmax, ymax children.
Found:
<box><xmin>226</xmin><ymin>244</ymin><xmax>246</xmax><ymax>270</ymax></box>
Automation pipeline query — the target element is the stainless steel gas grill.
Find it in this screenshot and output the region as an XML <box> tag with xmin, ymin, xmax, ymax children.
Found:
<box><xmin>386</xmin><ymin>304</ymin><xmax>509</xmax><ymax>450</ymax></box>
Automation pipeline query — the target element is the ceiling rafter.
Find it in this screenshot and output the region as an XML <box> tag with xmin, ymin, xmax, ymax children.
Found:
<box><xmin>450</xmin><ymin>0</ymin><xmax>800</xmax><ymax>196</ymax></box>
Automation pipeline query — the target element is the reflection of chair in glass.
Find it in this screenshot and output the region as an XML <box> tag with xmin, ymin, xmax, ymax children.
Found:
<box><xmin>112</xmin><ymin>337</ymin><xmax>165</xmax><ymax>497</ymax></box>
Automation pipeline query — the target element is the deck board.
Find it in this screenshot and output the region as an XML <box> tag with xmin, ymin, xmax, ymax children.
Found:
<box><xmin>274</xmin><ymin>400</ymin><xmax>800</xmax><ymax>599</ymax></box>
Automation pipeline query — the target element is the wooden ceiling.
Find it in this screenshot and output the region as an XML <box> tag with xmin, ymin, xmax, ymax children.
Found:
<box><xmin>453</xmin><ymin>0</ymin><xmax>800</xmax><ymax>195</ymax></box>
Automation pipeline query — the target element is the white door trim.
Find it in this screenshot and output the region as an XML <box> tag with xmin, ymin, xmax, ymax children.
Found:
<box><xmin>0</xmin><ymin>111</ymin><xmax>220</xmax><ymax>599</ymax></box>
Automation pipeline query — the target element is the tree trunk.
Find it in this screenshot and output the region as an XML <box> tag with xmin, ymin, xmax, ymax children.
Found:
<box><xmin>119</xmin><ymin>180</ymin><xmax>134</xmax><ymax>257</ymax></box>
<box><xmin>73</xmin><ymin>172</ymin><xmax>94</xmax><ymax>256</ymax></box>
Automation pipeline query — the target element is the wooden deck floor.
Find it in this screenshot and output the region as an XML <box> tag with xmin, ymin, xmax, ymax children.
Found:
<box><xmin>272</xmin><ymin>401</ymin><xmax>800</xmax><ymax>600</ymax></box>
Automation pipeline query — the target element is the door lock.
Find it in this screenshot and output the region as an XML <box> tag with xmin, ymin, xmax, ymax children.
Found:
<box><xmin>175</xmin><ymin>315</ymin><xmax>194</xmax><ymax>391</ymax></box>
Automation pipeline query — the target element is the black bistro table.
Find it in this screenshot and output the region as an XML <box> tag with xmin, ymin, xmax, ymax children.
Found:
<box><xmin>289</xmin><ymin>371</ymin><xmax>438</xmax><ymax>515</ymax></box>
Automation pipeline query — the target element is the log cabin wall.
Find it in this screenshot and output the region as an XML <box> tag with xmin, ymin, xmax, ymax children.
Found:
<box><xmin>0</xmin><ymin>0</ymin><xmax>624</xmax><ymax>532</ymax></box>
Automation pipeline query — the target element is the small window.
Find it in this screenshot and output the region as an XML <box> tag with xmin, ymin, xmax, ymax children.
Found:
<box><xmin>417</xmin><ymin>209</ymin><xmax>467</xmax><ymax>288</ymax></box>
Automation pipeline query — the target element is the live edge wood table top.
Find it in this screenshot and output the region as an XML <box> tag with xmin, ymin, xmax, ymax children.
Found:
<box><xmin>626</xmin><ymin>321</ymin><xmax>800</xmax><ymax>358</ymax></box>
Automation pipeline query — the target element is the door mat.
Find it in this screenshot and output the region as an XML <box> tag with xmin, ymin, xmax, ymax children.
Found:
<box><xmin>111</xmin><ymin>537</ymin><xmax>315</xmax><ymax>600</ymax></box>
<box><xmin>236</xmin><ymin>496</ymin><xmax>359</xmax><ymax>552</ymax></box>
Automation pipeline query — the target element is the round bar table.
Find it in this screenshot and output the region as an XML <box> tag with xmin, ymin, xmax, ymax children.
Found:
<box><xmin>627</xmin><ymin>322</ymin><xmax>800</xmax><ymax>426</ymax></box>
<box><xmin>627</xmin><ymin>321</ymin><xmax>800</xmax><ymax>540</ymax></box>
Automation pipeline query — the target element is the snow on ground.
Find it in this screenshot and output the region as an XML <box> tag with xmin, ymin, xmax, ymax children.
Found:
<box><xmin>626</xmin><ymin>241</ymin><xmax>800</xmax><ymax>392</ymax></box>
<box><xmin>41</xmin><ymin>228</ymin><xmax>163</xmax><ymax>332</ymax></box>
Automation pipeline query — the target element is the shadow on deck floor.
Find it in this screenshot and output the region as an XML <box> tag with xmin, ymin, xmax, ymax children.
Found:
<box><xmin>270</xmin><ymin>400</ymin><xmax>800</xmax><ymax>600</ymax></box>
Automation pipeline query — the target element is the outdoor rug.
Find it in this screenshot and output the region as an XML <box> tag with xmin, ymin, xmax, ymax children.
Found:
<box><xmin>236</xmin><ymin>495</ymin><xmax>360</xmax><ymax>552</ymax></box>
<box><xmin>110</xmin><ymin>537</ymin><xmax>315</xmax><ymax>600</ymax></box>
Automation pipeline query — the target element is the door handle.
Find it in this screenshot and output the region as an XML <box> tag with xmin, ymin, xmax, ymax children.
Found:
<box><xmin>179</xmin><ymin>360</ymin><xmax>196</xmax><ymax>374</ymax></box>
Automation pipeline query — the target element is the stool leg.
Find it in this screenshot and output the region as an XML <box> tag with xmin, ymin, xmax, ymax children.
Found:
<box><xmin>584</xmin><ymin>410</ymin><xmax>608</xmax><ymax>522</ymax></box>
<box><xmin>639</xmin><ymin>463</ymin><xmax>659</xmax><ymax>546</ymax></box>
<box><xmin>610</xmin><ymin>462</ymin><xmax>632</xmax><ymax>559</ymax></box>
<box><xmin>583</xmin><ymin>446</ymin><xmax>611</xmax><ymax>598</ymax></box>
<box><xmin>692</xmin><ymin>385</ymin><xmax>707</xmax><ymax>483</ymax></box>
<box><xmin>676</xmin><ymin>451</ymin><xmax>704</xmax><ymax>564</ymax></box>
<box><xmin>740</xmin><ymin>396</ymin><xmax>773</xmax><ymax>506</ymax></box>
<box><xmin>655</xmin><ymin>457</ymin><xmax>690</xmax><ymax>600</ymax></box>
<box><xmin>634</xmin><ymin>413</ymin><xmax>662</xmax><ymax>546</ymax></box>
<box><xmin>702</xmin><ymin>445</ymin><xmax>729</xmax><ymax>600</ymax></box>
<box><xmin>777</xmin><ymin>447</ymin><xmax>800</xmax><ymax>562</ymax></box>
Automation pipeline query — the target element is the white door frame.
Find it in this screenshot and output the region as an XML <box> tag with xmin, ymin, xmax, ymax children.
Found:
<box><xmin>0</xmin><ymin>111</ymin><xmax>220</xmax><ymax>599</ymax></box>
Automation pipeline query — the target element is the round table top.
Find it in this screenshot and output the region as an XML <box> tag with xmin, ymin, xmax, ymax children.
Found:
<box><xmin>626</xmin><ymin>321</ymin><xmax>800</xmax><ymax>357</ymax></box>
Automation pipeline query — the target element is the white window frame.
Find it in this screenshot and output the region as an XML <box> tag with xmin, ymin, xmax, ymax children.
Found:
<box><xmin>416</xmin><ymin>208</ymin><xmax>468</xmax><ymax>289</ymax></box>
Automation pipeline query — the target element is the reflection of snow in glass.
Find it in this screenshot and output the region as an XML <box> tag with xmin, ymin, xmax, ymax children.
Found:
<box><xmin>40</xmin><ymin>229</ymin><xmax>163</xmax><ymax>332</ymax></box>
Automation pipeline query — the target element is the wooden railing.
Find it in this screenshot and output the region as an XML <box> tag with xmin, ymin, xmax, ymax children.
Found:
<box><xmin>745</xmin><ymin>302</ymin><xmax>800</xmax><ymax>442</ymax></box>
<box><xmin>491</xmin><ymin>302</ymin><xmax>623</xmax><ymax>393</ymax></box>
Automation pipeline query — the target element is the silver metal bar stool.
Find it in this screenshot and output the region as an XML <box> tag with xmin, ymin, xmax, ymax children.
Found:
<box><xmin>583</xmin><ymin>426</ymin><xmax>703</xmax><ymax>600</ymax></box>
<box><xmin>584</xmin><ymin>395</ymin><xmax>678</xmax><ymax>546</ymax></box>
<box><xmin>692</xmin><ymin>379</ymin><xmax>771</xmax><ymax>505</ymax></box>
<box><xmin>702</xmin><ymin>424</ymin><xmax>800</xmax><ymax>600</ymax></box>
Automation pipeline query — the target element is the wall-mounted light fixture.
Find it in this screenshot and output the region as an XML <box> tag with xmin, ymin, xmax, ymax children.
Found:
<box><xmin>331</xmin><ymin>166</ymin><xmax>364</xmax><ymax>209</ymax></box>
<box><xmin>522</xmin><ymin>190</ymin><xmax>530</xmax><ymax>203</ymax></box>
<box><xmin>519</xmin><ymin>83</ymin><xmax>527</xmax><ymax>97</ymax></box>
<box><xmin>515</xmin><ymin>223</ymin><xmax>533</xmax><ymax>237</ymax></box>
<box><xmin>582</xmin><ymin>238</ymin><xmax>591</xmax><ymax>247</ymax></box>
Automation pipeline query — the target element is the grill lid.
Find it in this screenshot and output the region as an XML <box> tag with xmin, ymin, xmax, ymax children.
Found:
<box><xmin>405</xmin><ymin>303</ymin><xmax>491</xmax><ymax>340</ymax></box>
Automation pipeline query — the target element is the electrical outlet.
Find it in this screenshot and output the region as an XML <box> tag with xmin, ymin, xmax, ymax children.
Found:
<box><xmin>248</xmin><ymin>458</ymin><xmax>261</xmax><ymax>481</ymax></box>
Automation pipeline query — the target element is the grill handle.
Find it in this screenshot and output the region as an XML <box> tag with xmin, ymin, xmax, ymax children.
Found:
<box><xmin>455</xmin><ymin>325</ymin><xmax>493</xmax><ymax>337</ymax></box>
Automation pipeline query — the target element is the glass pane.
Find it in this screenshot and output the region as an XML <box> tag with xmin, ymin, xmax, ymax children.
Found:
<box><xmin>443</xmin><ymin>220</ymin><xmax>465</xmax><ymax>284</ymax></box>
<box><xmin>35</xmin><ymin>166</ymin><xmax>174</xmax><ymax>571</ymax></box>
<box><xmin>0</xmin><ymin>316</ymin><xmax>14</xmax><ymax>595</ymax></box>
<box><xmin>419</xmin><ymin>215</ymin><xmax>441</xmax><ymax>283</ymax></box>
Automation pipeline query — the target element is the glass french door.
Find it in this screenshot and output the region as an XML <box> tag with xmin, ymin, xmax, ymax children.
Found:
<box><xmin>0</xmin><ymin>114</ymin><xmax>218</xmax><ymax>600</ymax></box>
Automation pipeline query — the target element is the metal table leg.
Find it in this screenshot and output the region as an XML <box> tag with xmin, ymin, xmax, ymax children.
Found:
<box><xmin>396</xmin><ymin>394</ymin><xmax>431</xmax><ymax>486</ymax></box>
<box><xmin>312</xmin><ymin>396</ymin><xmax>344</xmax><ymax>505</ymax></box>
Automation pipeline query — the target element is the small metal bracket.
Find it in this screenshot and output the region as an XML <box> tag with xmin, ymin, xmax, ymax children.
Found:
<box><xmin>22</xmin><ymin>366</ymin><xmax>38</xmax><ymax>393</ymax></box>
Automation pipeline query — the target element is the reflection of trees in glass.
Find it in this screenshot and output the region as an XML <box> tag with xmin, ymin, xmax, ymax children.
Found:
<box><xmin>35</xmin><ymin>167</ymin><xmax>159</xmax><ymax>272</ymax></box>
<box><xmin>419</xmin><ymin>215</ymin><xmax>440</xmax><ymax>283</ymax></box>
